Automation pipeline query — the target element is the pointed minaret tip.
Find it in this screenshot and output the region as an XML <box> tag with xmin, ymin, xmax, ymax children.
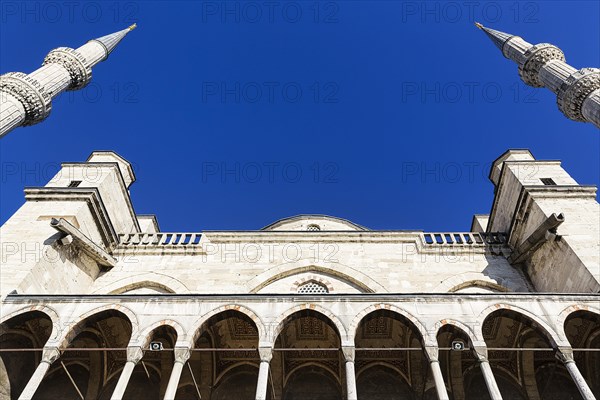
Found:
<box><xmin>475</xmin><ymin>24</ymin><xmax>517</xmax><ymax>56</ymax></box>
<box><xmin>89</xmin><ymin>25</ymin><xmax>137</xmax><ymax>61</ymax></box>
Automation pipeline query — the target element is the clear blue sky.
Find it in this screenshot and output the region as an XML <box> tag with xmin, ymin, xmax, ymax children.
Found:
<box><xmin>1</xmin><ymin>1</ymin><xmax>598</xmax><ymax>231</ymax></box>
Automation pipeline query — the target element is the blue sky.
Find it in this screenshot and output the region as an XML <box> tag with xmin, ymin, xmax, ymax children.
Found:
<box><xmin>1</xmin><ymin>1</ymin><xmax>598</xmax><ymax>232</ymax></box>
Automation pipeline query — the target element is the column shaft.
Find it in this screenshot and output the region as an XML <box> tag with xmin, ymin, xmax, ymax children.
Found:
<box><xmin>429</xmin><ymin>360</ymin><xmax>449</xmax><ymax>400</ymax></box>
<box><xmin>17</xmin><ymin>361</ymin><xmax>51</xmax><ymax>400</ymax></box>
<box><xmin>255</xmin><ymin>360</ymin><xmax>270</xmax><ymax>400</ymax></box>
<box><xmin>255</xmin><ymin>347</ymin><xmax>273</xmax><ymax>400</ymax></box>
<box><xmin>18</xmin><ymin>348</ymin><xmax>60</xmax><ymax>400</ymax></box>
<box><xmin>110</xmin><ymin>360</ymin><xmax>136</xmax><ymax>400</ymax></box>
<box><xmin>479</xmin><ymin>360</ymin><xmax>503</xmax><ymax>400</ymax></box>
<box><xmin>564</xmin><ymin>361</ymin><xmax>595</xmax><ymax>400</ymax></box>
<box><xmin>163</xmin><ymin>361</ymin><xmax>185</xmax><ymax>400</ymax></box>
<box><xmin>345</xmin><ymin>360</ymin><xmax>358</xmax><ymax>400</ymax></box>
<box><xmin>425</xmin><ymin>347</ymin><xmax>449</xmax><ymax>400</ymax></box>
<box><xmin>163</xmin><ymin>347</ymin><xmax>191</xmax><ymax>400</ymax></box>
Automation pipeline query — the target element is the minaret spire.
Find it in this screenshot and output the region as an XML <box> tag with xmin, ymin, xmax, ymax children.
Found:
<box><xmin>475</xmin><ymin>22</ymin><xmax>517</xmax><ymax>54</ymax></box>
<box><xmin>0</xmin><ymin>25</ymin><xmax>137</xmax><ymax>138</ymax></box>
<box><xmin>476</xmin><ymin>23</ymin><xmax>600</xmax><ymax>129</ymax></box>
<box><xmin>89</xmin><ymin>23</ymin><xmax>137</xmax><ymax>62</ymax></box>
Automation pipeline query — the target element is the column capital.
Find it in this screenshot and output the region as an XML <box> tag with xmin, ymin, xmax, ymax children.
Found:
<box><xmin>555</xmin><ymin>347</ymin><xmax>575</xmax><ymax>364</ymax></box>
<box><xmin>41</xmin><ymin>347</ymin><xmax>61</xmax><ymax>364</ymax></box>
<box><xmin>258</xmin><ymin>347</ymin><xmax>273</xmax><ymax>363</ymax></box>
<box><xmin>126</xmin><ymin>346</ymin><xmax>144</xmax><ymax>364</ymax></box>
<box><xmin>342</xmin><ymin>346</ymin><xmax>355</xmax><ymax>362</ymax></box>
<box><xmin>473</xmin><ymin>345</ymin><xmax>489</xmax><ymax>362</ymax></box>
<box><xmin>174</xmin><ymin>347</ymin><xmax>191</xmax><ymax>364</ymax></box>
<box><xmin>424</xmin><ymin>346</ymin><xmax>440</xmax><ymax>362</ymax></box>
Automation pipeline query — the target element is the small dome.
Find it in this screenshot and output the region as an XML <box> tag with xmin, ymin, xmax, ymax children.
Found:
<box><xmin>261</xmin><ymin>215</ymin><xmax>368</xmax><ymax>231</ymax></box>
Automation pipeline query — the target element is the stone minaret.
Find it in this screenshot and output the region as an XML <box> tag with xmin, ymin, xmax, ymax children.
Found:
<box><xmin>0</xmin><ymin>25</ymin><xmax>136</xmax><ymax>138</ymax></box>
<box><xmin>476</xmin><ymin>23</ymin><xmax>600</xmax><ymax>129</ymax></box>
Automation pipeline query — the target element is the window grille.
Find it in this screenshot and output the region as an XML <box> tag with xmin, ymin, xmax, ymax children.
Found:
<box><xmin>306</xmin><ymin>224</ymin><xmax>321</xmax><ymax>231</ymax></box>
<box><xmin>541</xmin><ymin>178</ymin><xmax>556</xmax><ymax>185</ymax></box>
<box><xmin>297</xmin><ymin>281</ymin><xmax>329</xmax><ymax>294</ymax></box>
<box><xmin>68</xmin><ymin>181</ymin><xmax>82</xmax><ymax>188</ymax></box>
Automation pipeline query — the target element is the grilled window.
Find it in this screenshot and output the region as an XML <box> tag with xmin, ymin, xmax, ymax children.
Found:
<box><xmin>541</xmin><ymin>178</ymin><xmax>556</xmax><ymax>186</ymax></box>
<box><xmin>297</xmin><ymin>281</ymin><xmax>328</xmax><ymax>294</ymax></box>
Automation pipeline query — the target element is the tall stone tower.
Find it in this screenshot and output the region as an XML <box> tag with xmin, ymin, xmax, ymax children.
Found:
<box><xmin>0</xmin><ymin>25</ymin><xmax>136</xmax><ymax>138</ymax></box>
<box><xmin>476</xmin><ymin>23</ymin><xmax>600</xmax><ymax>129</ymax></box>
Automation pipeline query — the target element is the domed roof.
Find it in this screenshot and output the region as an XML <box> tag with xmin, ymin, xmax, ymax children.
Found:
<box><xmin>261</xmin><ymin>215</ymin><xmax>369</xmax><ymax>231</ymax></box>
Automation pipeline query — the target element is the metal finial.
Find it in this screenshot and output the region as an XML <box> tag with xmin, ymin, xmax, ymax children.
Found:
<box><xmin>475</xmin><ymin>22</ymin><xmax>483</xmax><ymax>29</ymax></box>
<box><xmin>128</xmin><ymin>23</ymin><xmax>137</xmax><ymax>31</ymax></box>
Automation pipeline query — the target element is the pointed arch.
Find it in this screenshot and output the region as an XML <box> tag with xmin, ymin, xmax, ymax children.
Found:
<box><xmin>0</xmin><ymin>305</ymin><xmax>61</xmax><ymax>342</ymax></box>
<box><xmin>214</xmin><ymin>361</ymin><xmax>259</xmax><ymax>386</ymax></box>
<box><xmin>477</xmin><ymin>303</ymin><xmax>566</xmax><ymax>347</ymax></box>
<box><xmin>187</xmin><ymin>304</ymin><xmax>266</xmax><ymax>347</ymax></box>
<box><xmin>271</xmin><ymin>303</ymin><xmax>347</xmax><ymax>344</ymax></box>
<box><xmin>247</xmin><ymin>260</ymin><xmax>385</xmax><ymax>293</ymax></box>
<box><xmin>349</xmin><ymin>303</ymin><xmax>427</xmax><ymax>345</ymax></box>
<box><xmin>432</xmin><ymin>318</ymin><xmax>484</xmax><ymax>344</ymax></box>
<box><xmin>136</xmin><ymin>319</ymin><xmax>185</xmax><ymax>347</ymax></box>
<box><xmin>433</xmin><ymin>272</ymin><xmax>512</xmax><ymax>292</ymax></box>
<box><xmin>211</xmin><ymin>363</ymin><xmax>260</xmax><ymax>400</ymax></box>
<box><xmin>56</xmin><ymin>304</ymin><xmax>138</xmax><ymax>348</ymax></box>
<box><xmin>355</xmin><ymin>362</ymin><xmax>414</xmax><ymax>397</ymax></box>
<box><xmin>557</xmin><ymin>304</ymin><xmax>600</xmax><ymax>337</ymax></box>
<box><xmin>356</xmin><ymin>361</ymin><xmax>410</xmax><ymax>383</ymax></box>
<box><xmin>91</xmin><ymin>273</ymin><xmax>190</xmax><ymax>294</ymax></box>
<box><xmin>449</xmin><ymin>280</ymin><xmax>510</xmax><ymax>293</ymax></box>
<box><xmin>284</xmin><ymin>362</ymin><xmax>342</xmax><ymax>386</ymax></box>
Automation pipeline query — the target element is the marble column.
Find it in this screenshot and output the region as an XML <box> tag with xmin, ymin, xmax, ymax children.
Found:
<box><xmin>163</xmin><ymin>347</ymin><xmax>191</xmax><ymax>400</ymax></box>
<box><xmin>556</xmin><ymin>347</ymin><xmax>596</xmax><ymax>400</ymax></box>
<box><xmin>474</xmin><ymin>346</ymin><xmax>502</xmax><ymax>400</ymax></box>
<box><xmin>255</xmin><ymin>347</ymin><xmax>273</xmax><ymax>400</ymax></box>
<box><xmin>425</xmin><ymin>346</ymin><xmax>449</xmax><ymax>400</ymax></box>
<box><xmin>110</xmin><ymin>346</ymin><xmax>144</xmax><ymax>400</ymax></box>
<box><xmin>342</xmin><ymin>347</ymin><xmax>358</xmax><ymax>400</ymax></box>
<box><xmin>18</xmin><ymin>347</ymin><xmax>61</xmax><ymax>400</ymax></box>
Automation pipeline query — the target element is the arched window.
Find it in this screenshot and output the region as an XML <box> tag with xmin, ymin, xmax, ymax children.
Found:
<box><xmin>306</xmin><ymin>224</ymin><xmax>321</xmax><ymax>231</ymax></box>
<box><xmin>298</xmin><ymin>281</ymin><xmax>329</xmax><ymax>294</ymax></box>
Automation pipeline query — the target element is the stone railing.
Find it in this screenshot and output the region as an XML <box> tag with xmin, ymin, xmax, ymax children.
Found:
<box><xmin>420</xmin><ymin>232</ymin><xmax>507</xmax><ymax>246</ymax></box>
<box><xmin>118</xmin><ymin>231</ymin><xmax>507</xmax><ymax>248</ymax></box>
<box><xmin>119</xmin><ymin>232</ymin><xmax>202</xmax><ymax>246</ymax></box>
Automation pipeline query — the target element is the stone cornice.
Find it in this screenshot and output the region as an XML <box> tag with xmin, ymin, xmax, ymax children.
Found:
<box><xmin>202</xmin><ymin>230</ymin><xmax>421</xmax><ymax>243</ymax></box>
<box><xmin>4</xmin><ymin>292</ymin><xmax>599</xmax><ymax>304</ymax></box>
<box><xmin>521</xmin><ymin>185</ymin><xmax>597</xmax><ymax>198</ymax></box>
<box><xmin>24</xmin><ymin>187</ymin><xmax>118</xmax><ymax>250</ymax></box>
